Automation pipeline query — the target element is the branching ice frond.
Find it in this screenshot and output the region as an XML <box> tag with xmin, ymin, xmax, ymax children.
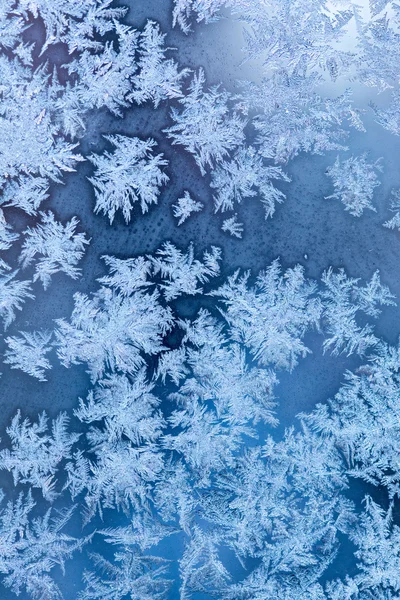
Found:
<box><xmin>172</xmin><ymin>191</ymin><xmax>203</xmax><ymax>225</ymax></box>
<box><xmin>15</xmin><ymin>0</ymin><xmax>128</xmax><ymax>53</ymax></box>
<box><xmin>356</xmin><ymin>12</ymin><xmax>400</xmax><ymax>90</ymax></box>
<box><xmin>225</xmin><ymin>571</ymin><xmax>334</xmax><ymax>600</ymax></box>
<box><xmin>43</xmin><ymin>139</ymin><xmax>85</xmax><ymax>183</ymax></box>
<box><xmin>0</xmin><ymin>488</ymin><xmax>34</xmax><ymax>540</ymax></box>
<box><xmin>156</xmin><ymin>347</ymin><xmax>189</xmax><ymax>385</ymax></box>
<box><xmin>173</xmin><ymin>0</ymin><xmax>354</xmax><ymax>83</ymax></box>
<box><xmin>19</xmin><ymin>211</ymin><xmax>90</xmax><ymax>290</ymax></box>
<box><xmin>129</xmin><ymin>20</ymin><xmax>190</xmax><ymax>107</ymax></box>
<box><xmin>15</xmin><ymin>0</ymin><xmax>83</xmax><ymax>50</ymax></box>
<box><xmin>201</xmin><ymin>434</ymin><xmax>350</xmax><ymax>596</ymax></box>
<box><xmin>99</xmin><ymin>512</ymin><xmax>176</xmax><ymax>551</ymax></box>
<box><xmin>320</xmin><ymin>268</ymin><xmax>393</xmax><ymax>356</ymax></box>
<box><xmin>66</xmin><ymin>436</ymin><xmax>164</xmax><ymax>521</ymax></box>
<box><xmin>191</xmin><ymin>341</ymin><xmax>278</xmax><ymax>427</ymax></box>
<box><xmin>179</xmin><ymin>527</ymin><xmax>230</xmax><ymax>599</ymax></box>
<box><xmin>0</xmin><ymin>264</ymin><xmax>34</xmax><ymax>329</ymax></box>
<box><xmin>80</xmin><ymin>550</ymin><xmax>171</xmax><ymax>600</ymax></box>
<box><xmin>55</xmin><ymin>285</ymin><xmax>174</xmax><ymax>382</ymax></box>
<box><xmin>0</xmin><ymin>2</ymin><xmax>25</xmax><ymax>50</ymax></box>
<box><xmin>74</xmin><ymin>370</ymin><xmax>165</xmax><ymax>446</ymax></box>
<box><xmin>149</xmin><ymin>242</ymin><xmax>222</xmax><ymax>301</ymax></box>
<box><xmin>98</xmin><ymin>255</ymin><xmax>153</xmax><ymax>295</ymax></box>
<box><xmin>0</xmin><ymin>208</ymin><xmax>18</xmax><ymax>251</ymax></box>
<box><xmin>0</xmin><ymin>497</ymin><xmax>88</xmax><ymax>599</ymax></box>
<box><xmin>211</xmin><ymin>259</ymin><xmax>321</xmax><ymax>370</ymax></box>
<box><xmin>354</xmin><ymin>270</ymin><xmax>395</xmax><ymax>318</ymax></box>
<box><xmin>175</xmin><ymin>309</ymin><xmax>278</xmax><ymax>427</ymax></box>
<box><xmin>350</xmin><ymin>496</ymin><xmax>400</xmax><ymax>592</ymax></box>
<box><xmin>88</xmin><ymin>134</ymin><xmax>169</xmax><ymax>224</ymax></box>
<box><xmin>63</xmin><ymin>450</ymin><xmax>92</xmax><ymax>502</ymax></box>
<box><xmin>67</xmin><ymin>372</ymin><xmax>166</xmax><ymax>518</ymax></box>
<box><xmin>0</xmin><ymin>55</ymin><xmax>84</xmax><ymax>189</ymax></box>
<box><xmin>163</xmin><ymin>398</ymin><xmax>254</xmax><ymax>484</ymax></box>
<box><xmin>325</xmin><ymin>579</ymin><xmax>359</xmax><ymax>600</ymax></box>
<box><xmin>221</xmin><ymin>214</ymin><xmax>244</xmax><ymax>238</ymax></box>
<box><xmin>154</xmin><ymin>461</ymin><xmax>196</xmax><ymax>535</ymax></box>
<box><xmin>4</xmin><ymin>330</ymin><xmax>53</xmax><ymax>381</ymax></box>
<box><xmin>172</xmin><ymin>0</ymin><xmax>230</xmax><ymax>33</ymax></box>
<box><xmin>322</xmin><ymin>302</ymin><xmax>376</xmax><ymax>358</ymax></box>
<box><xmin>63</xmin><ymin>1</ymin><xmax>129</xmax><ymax>53</ymax></box>
<box><xmin>0</xmin><ymin>410</ymin><xmax>79</xmax><ymax>501</ymax></box>
<box><xmin>178</xmin><ymin>305</ymin><xmax>224</xmax><ymax>348</ymax></box>
<box><xmin>211</xmin><ymin>146</ymin><xmax>290</xmax><ymax>218</ymax></box>
<box><xmin>66</xmin><ymin>22</ymin><xmax>139</xmax><ymax>115</ymax></box>
<box><xmin>13</xmin><ymin>41</ymin><xmax>35</xmax><ymax>66</ymax></box>
<box><xmin>356</xmin><ymin>588</ymin><xmax>400</xmax><ymax>600</ymax></box>
<box><xmin>0</xmin><ymin>176</ymin><xmax>49</xmax><ymax>215</ymax></box>
<box><xmin>232</xmin><ymin>0</ymin><xmax>353</xmax><ymax>78</ymax></box>
<box><xmin>369</xmin><ymin>0</ymin><xmax>393</xmax><ymax>17</ymax></box>
<box><xmin>383</xmin><ymin>189</ymin><xmax>400</xmax><ymax>231</ymax></box>
<box><xmin>325</xmin><ymin>154</ymin><xmax>383</xmax><ymax>217</ymax></box>
<box><xmin>371</xmin><ymin>91</ymin><xmax>400</xmax><ymax>137</ymax></box>
<box><xmin>164</xmin><ymin>68</ymin><xmax>246</xmax><ymax>175</ymax></box>
<box><xmin>241</xmin><ymin>77</ymin><xmax>364</xmax><ymax>163</ymax></box>
<box><xmin>264</xmin><ymin>427</ymin><xmax>349</xmax><ymax>500</ymax></box>
<box><xmin>54</xmin><ymin>83</ymin><xmax>87</xmax><ymax>139</ymax></box>
<box><xmin>301</xmin><ymin>340</ymin><xmax>400</xmax><ymax>498</ymax></box>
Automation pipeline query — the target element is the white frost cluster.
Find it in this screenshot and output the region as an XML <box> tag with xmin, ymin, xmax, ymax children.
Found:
<box><xmin>130</xmin><ymin>20</ymin><xmax>190</xmax><ymax>106</ymax></box>
<box><xmin>150</xmin><ymin>242</ymin><xmax>221</xmax><ymax>300</ymax></box>
<box><xmin>172</xmin><ymin>191</ymin><xmax>203</xmax><ymax>225</ymax></box>
<box><xmin>0</xmin><ymin>1</ymin><xmax>398</xmax><ymax>599</ymax></box>
<box><xmin>19</xmin><ymin>211</ymin><xmax>90</xmax><ymax>290</ymax></box>
<box><xmin>4</xmin><ymin>330</ymin><xmax>53</xmax><ymax>381</ymax></box>
<box><xmin>0</xmin><ymin>264</ymin><xmax>33</xmax><ymax>329</ymax></box>
<box><xmin>383</xmin><ymin>189</ymin><xmax>400</xmax><ymax>231</ymax></box>
<box><xmin>325</xmin><ymin>154</ymin><xmax>383</xmax><ymax>217</ymax></box>
<box><xmin>164</xmin><ymin>69</ymin><xmax>245</xmax><ymax>175</ymax></box>
<box><xmin>88</xmin><ymin>134</ymin><xmax>169</xmax><ymax>224</ymax></box>
<box><xmin>221</xmin><ymin>214</ymin><xmax>243</xmax><ymax>238</ymax></box>
<box><xmin>211</xmin><ymin>146</ymin><xmax>289</xmax><ymax>219</ymax></box>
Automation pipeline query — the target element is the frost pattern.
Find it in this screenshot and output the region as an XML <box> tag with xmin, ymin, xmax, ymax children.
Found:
<box><xmin>66</xmin><ymin>22</ymin><xmax>139</xmax><ymax>116</ymax></box>
<box><xmin>320</xmin><ymin>268</ymin><xmax>395</xmax><ymax>356</ymax></box>
<box><xmin>302</xmin><ymin>341</ymin><xmax>400</xmax><ymax>499</ymax></box>
<box><xmin>383</xmin><ymin>189</ymin><xmax>400</xmax><ymax>231</ymax></box>
<box><xmin>221</xmin><ymin>213</ymin><xmax>243</xmax><ymax>238</ymax></box>
<box><xmin>80</xmin><ymin>551</ymin><xmax>171</xmax><ymax>600</ymax></box>
<box><xmin>149</xmin><ymin>242</ymin><xmax>221</xmax><ymax>300</ymax></box>
<box><xmin>88</xmin><ymin>135</ymin><xmax>169</xmax><ymax>223</ymax></box>
<box><xmin>4</xmin><ymin>330</ymin><xmax>53</xmax><ymax>381</ymax></box>
<box><xmin>325</xmin><ymin>154</ymin><xmax>383</xmax><ymax>217</ymax></box>
<box><xmin>0</xmin><ymin>0</ymin><xmax>400</xmax><ymax>598</ymax></box>
<box><xmin>0</xmin><ymin>491</ymin><xmax>86</xmax><ymax>599</ymax></box>
<box><xmin>211</xmin><ymin>259</ymin><xmax>321</xmax><ymax>370</ymax></box>
<box><xmin>19</xmin><ymin>211</ymin><xmax>90</xmax><ymax>290</ymax></box>
<box><xmin>172</xmin><ymin>191</ymin><xmax>203</xmax><ymax>225</ymax></box>
<box><xmin>129</xmin><ymin>20</ymin><xmax>190</xmax><ymax>107</ymax></box>
<box><xmin>172</xmin><ymin>0</ymin><xmax>229</xmax><ymax>32</ymax></box>
<box><xmin>0</xmin><ymin>264</ymin><xmax>33</xmax><ymax>329</ymax></box>
<box><xmin>55</xmin><ymin>266</ymin><xmax>174</xmax><ymax>382</ymax></box>
<box><xmin>0</xmin><ymin>208</ymin><xmax>17</xmax><ymax>249</ymax></box>
<box><xmin>0</xmin><ymin>411</ymin><xmax>79</xmax><ymax>501</ymax></box>
<box><xmin>0</xmin><ymin>176</ymin><xmax>50</xmax><ymax>215</ymax></box>
<box><xmin>164</xmin><ymin>69</ymin><xmax>245</xmax><ymax>175</ymax></box>
<box><xmin>0</xmin><ymin>249</ymin><xmax>398</xmax><ymax>598</ymax></box>
<box><xmin>68</xmin><ymin>371</ymin><xmax>165</xmax><ymax>521</ymax></box>
<box><xmin>211</xmin><ymin>146</ymin><xmax>289</xmax><ymax>219</ymax></box>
